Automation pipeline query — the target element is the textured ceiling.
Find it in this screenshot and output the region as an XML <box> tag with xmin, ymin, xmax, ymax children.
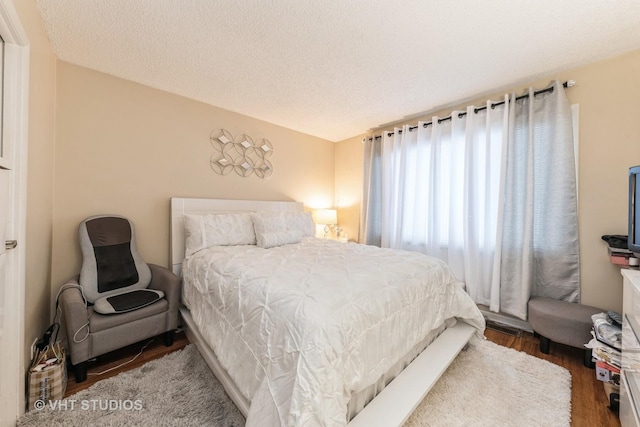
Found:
<box><xmin>36</xmin><ymin>0</ymin><xmax>640</xmax><ymax>142</ymax></box>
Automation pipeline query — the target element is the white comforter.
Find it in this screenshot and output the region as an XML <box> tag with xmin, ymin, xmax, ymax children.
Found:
<box><xmin>182</xmin><ymin>238</ymin><xmax>485</xmax><ymax>427</ymax></box>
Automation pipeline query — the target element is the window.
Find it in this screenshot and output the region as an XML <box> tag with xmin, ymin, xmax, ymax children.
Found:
<box><xmin>362</xmin><ymin>82</ymin><xmax>580</xmax><ymax>319</ymax></box>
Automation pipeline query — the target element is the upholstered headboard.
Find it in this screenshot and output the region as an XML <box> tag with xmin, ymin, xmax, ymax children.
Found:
<box><xmin>170</xmin><ymin>197</ymin><xmax>303</xmax><ymax>275</ymax></box>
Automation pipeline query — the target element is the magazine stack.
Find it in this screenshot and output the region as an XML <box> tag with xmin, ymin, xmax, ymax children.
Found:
<box><xmin>586</xmin><ymin>311</ymin><xmax>623</xmax><ymax>412</ymax></box>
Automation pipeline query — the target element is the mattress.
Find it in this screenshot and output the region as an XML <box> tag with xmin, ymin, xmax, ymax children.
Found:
<box><xmin>182</xmin><ymin>237</ymin><xmax>485</xmax><ymax>426</ymax></box>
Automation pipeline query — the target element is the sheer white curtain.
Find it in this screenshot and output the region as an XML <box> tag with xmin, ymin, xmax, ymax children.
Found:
<box><xmin>361</xmin><ymin>81</ymin><xmax>579</xmax><ymax>320</ymax></box>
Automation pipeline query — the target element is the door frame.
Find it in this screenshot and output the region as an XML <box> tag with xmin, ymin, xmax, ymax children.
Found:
<box><xmin>0</xmin><ymin>1</ymin><xmax>29</xmax><ymax>424</ymax></box>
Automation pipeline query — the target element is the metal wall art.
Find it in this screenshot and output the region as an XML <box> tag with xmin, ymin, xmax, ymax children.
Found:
<box><xmin>209</xmin><ymin>129</ymin><xmax>273</xmax><ymax>178</ymax></box>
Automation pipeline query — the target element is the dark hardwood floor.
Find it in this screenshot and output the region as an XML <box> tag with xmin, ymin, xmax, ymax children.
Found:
<box><xmin>65</xmin><ymin>328</ymin><xmax>620</xmax><ymax>426</ymax></box>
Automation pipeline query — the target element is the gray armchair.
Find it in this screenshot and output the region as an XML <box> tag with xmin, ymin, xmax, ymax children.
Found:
<box><xmin>58</xmin><ymin>215</ymin><xmax>180</xmax><ymax>382</ymax></box>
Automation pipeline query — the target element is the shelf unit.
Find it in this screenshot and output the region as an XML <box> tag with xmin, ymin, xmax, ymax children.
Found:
<box><xmin>621</xmin><ymin>269</ymin><xmax>640</xmax><ymax>426</ymax></box>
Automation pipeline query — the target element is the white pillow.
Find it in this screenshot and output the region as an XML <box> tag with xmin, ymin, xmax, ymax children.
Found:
<box><xmin>284</xmin><ymin>211</ymin><xmax>315</xmax><ymax>237</ymax></box>
<box><xmin>255</xmin><ymin>211</ymin><xmax>314</xmax><ymax>234</ymax></box>
<box><xmin>184</xmin><ymin>213</ymin><xmax>256</xmax><ymax>257</ymax></box>
<box><xmin>251</xmin><ymin>212</ymin><xmax>286</xmax><ymax>248</ymax></box>
<box><xmin>251</xmin><ymin>211</ymin><xmax>312</xmax><ymax>248</ymax></box>
<box><xmin>260</xmin><ymin>230</ymin><xmax>303</xmax><ymax>249</ymax></box>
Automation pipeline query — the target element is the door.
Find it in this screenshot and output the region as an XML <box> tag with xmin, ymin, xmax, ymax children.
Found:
<box><xmin>0</xmin><ymin>31</ymin><xmax>12</xmax><ymax>426</ymax></box>
<box><xmin>0</xmin><ymin>169</ymin><xmax>8</xmax><ymax>334</ymax></box>
<box><xmin>0</xmin><ymin>2</ymin><xmax>29</xmax><ymax>424</ymax></box>
<box><xmin>0</xmin><ymin>164</ymin><xmax>11</xmax><ymax>424</ymax></box>
<box><xmin>0</xmin><ymin>31</ymin><xmax>7</xmax><ymax>343</ymax></box>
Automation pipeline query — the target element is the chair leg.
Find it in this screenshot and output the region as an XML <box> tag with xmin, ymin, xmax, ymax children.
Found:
<box><xmin>584</xmin><ymin>348</ymin><xmax>595</xmax><ymax>369</ymax></box>
<box><xmin>539</xmin><ymin>336</ymin><xmax>551</xmax><ymax>354</ymax></box>
<box><xmin>164</xmin><ymin>330</ymin><xmax>174</xmax><ymax>347</ymax></box>
<box><xmin>74</xmin><ymin>361</ymin><xmax>88</xmax><ymax>383</ymax></box>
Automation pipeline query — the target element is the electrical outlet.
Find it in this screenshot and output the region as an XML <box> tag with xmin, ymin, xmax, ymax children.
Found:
<box><xmin>30</xmin><ymin>338</ymin><xmax>38</xmax><ymax>360</ymax></box>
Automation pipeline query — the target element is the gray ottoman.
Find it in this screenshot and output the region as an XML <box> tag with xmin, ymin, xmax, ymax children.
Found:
<box><xmin>528</xmin><ymin>296</ymin><xmax>602</xmax><ymax>368</ymax></box>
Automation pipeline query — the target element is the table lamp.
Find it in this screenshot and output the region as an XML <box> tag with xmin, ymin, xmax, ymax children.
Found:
<box><xmin>313</xmin><ymin>209</ymin><xmax>337</xmax><ymax>239</ymax></box>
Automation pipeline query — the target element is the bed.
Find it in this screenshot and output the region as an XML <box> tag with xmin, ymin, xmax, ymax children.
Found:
<box><xmin>170</xmin><ymin>197</ymin><xmax>485</xmax><ymax>427</ymax></box>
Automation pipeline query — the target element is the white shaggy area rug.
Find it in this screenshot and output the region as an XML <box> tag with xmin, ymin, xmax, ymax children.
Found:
<box><xmin>18</xmin><ymin>344</ymin><xmax>245</xmax><ymax>427</ymax></box>
<box><xmin>404</xmin><ymin>339</ymin><xmax>571</xmax><ymax>427</ymax></box>
<box><xmin>18</xmin><ymin>340</ymin><xmax>571</xmax><ymax>427</ymax></box>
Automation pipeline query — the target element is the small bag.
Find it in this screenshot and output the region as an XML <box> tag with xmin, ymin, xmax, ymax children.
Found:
<box><xmin>27</xmin><ymin>342</ymin><xmax>67</xmax><ymax>411</ymax></box>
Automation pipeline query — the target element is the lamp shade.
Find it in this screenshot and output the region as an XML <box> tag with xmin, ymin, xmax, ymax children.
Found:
<box><xmin>313</xmin><ymin>209</ymin><xmax>337</xmax><ymax>225</ymax></box>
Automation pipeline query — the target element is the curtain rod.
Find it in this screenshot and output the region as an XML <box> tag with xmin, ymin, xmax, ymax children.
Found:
<box><xmin>364</xmin><ymin>80</ymin><xmax>575</xmax><ymax>142</ymax></box>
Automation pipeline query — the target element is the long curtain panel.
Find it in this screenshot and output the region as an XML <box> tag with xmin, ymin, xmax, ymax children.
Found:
<box><xmin>498</xmin><ymin>82</ymin><xmax>580</xmax><ymax>318</ymax></box>
<box><xmin>361</xmin><ymin>81</ymin><xmax>579</xmax><ymax>320</ymax></box>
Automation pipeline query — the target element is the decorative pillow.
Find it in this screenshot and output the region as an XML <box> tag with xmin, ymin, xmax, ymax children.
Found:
<box><xmin>251</xmin><ymin>212</ymin><xmax>285</xmax><ymax>248</ymax></box>
<box><xmin>184</xmin><ymin>213</ymin><xmax>256</xmax><ymax>257</ymax></box>
<box><xmin>260</xmin><ymin>230</ymin><xmax>303</xmax><ymax>249</ymax></box>
<box><xmin>283</xmin><ymin>211</ymin><xmax>315</xmax><ymax>237</ymax></box>
<box><xmin>93</xmin><ymin>289</ymin><xmax>164</xmax><ymax>315</ymax></box>
<box><xmin>251</xmin><ymin>211</ymin><xmax>313</xmax><ymax>248</ymax></box>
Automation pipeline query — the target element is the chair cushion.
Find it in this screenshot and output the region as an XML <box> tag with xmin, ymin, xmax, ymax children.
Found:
<box><xmin>89</xmin><ymin>298</ymin><xmax>169</xmax><ymax>333</ymax></box>
<box><xmin>93</xmin><ymin>289</ymin><xmax>164</xmax><ymax>315</ymax></box>
<box><xmin>78</xmin><ymin>215</ymin><xmax>151</xmax><ymax>303</ymax></box>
